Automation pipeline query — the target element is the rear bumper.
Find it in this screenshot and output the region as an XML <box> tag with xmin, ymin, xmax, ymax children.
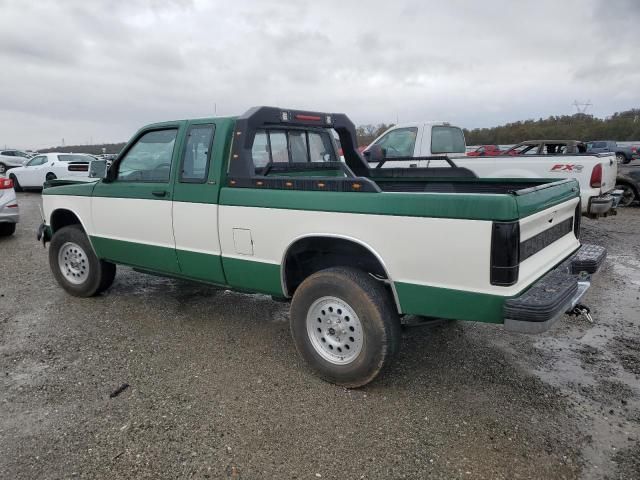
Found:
<box><xmin>0</xmin><ymin>204</ymin><xmax>19</xmax><ymax>224</ymax></box>
<box><xmin>503</xmin><ymin>244</ymin><xmax>606</xmax><ymax>333</ymax></box>
<box><xmin>587</xmin><ymin>194</ymin><xmax>614</xmax><ymax>216</ymax></box>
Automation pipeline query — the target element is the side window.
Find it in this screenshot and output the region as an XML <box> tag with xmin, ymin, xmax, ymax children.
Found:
<box><xmin>27</xmin><ymin>156</ymin><xmax>47</xmax><ymax>166</ymax></box>
<box><xmin>375</xmin><ymin>127</ymin><xmax>417</xmax><ymax>158</ymax></box>
<box><xmin>511</xmin><ymin>144</ymin><xmax>539</xmax><ymax>155</ymax></box>
<box><xmin>117</xmin><ymin>129</ymin><xmax>177</xmax><ymax>183</ymax></box>
<box><xmin>180</xmin><ymin>124</ymin><xmax>215</xmax><ymax>183</ymax></box>
<box><xmin>3</xmin><ymin>151</ymin><xmax>15</xmax><ymax>157</ymax></box>
<box><xmin>251</xmin><ymin>131</ymin><xmax>270</xmax><ymax>168</ymax></box>
<box><xmin>431</xmin><ymin>126</ymin><xmax>466</xmax><ymax>154</ymax></box>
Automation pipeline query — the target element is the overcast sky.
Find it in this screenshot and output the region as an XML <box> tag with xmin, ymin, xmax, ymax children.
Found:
<box><xmin>1</xmin><ymin>0</ymin><xmax>639</xmax><ymax>149</ymax></box>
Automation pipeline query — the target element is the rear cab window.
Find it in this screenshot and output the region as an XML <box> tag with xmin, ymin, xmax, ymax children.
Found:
<box><xmin>250</xmin><ymin>129</ymin><xmax>337</xmax><ymax>174</ymax></box>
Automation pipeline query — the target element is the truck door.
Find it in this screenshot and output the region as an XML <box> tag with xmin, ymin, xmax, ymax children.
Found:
<box><xmin>171</xmin><ymin>121</ymin><xmax>226</xmax><ymax>284</ymax></box>
<box><xmin>91</xmin><ymin>126</ymin><xmax>182</xmax><ymax>274</ymax></box>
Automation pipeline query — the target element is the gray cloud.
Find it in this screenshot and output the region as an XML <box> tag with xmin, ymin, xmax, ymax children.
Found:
<box><xmin>0</xmin><ymin>0</ymin><xmax>639</xmax><ymax>149</ymax></box>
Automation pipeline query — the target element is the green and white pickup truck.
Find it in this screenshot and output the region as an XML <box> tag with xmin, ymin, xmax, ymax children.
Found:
<box><xmin>38</xmin><ymin>106</ymin><xmax>606</xmax><ymax>387</ymax></box>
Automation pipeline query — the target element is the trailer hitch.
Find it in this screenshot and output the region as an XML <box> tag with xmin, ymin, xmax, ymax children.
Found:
<box><xmin>568</xmin><ymin>303</ymin><xmax>593</xmax><ymax>323</ymax></box>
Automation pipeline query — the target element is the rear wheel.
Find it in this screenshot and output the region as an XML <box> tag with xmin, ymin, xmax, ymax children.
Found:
<box><xmin>45</xmin><ymin>172</ymin><xmax>57</xmax><ymax>182</ymax></box>
<box><xmin>616</xmin><ymin>153</ymin><xmax>629</xmax><ymax>164</ymax></box>
<box><xmin>0</xmin><ymin>163</ymin><xmax>6</xmax><ymax>174</ymax></box>
<box><xmin>49</xmin><ymin>225</ymin><xmax>116</xmax><ymax>297</ymax></box>
<box><xmin>616</xmin><ymin>182</ymin><xmax>637</xmax><ymax>207</ymax></box>
<box><xmin>0</xmin><ymin>223</ymin><xmax>16</xmax><ymax>236</ymax></box>
<box><xmin>290</xmin><ymin>267</ymin><xmax>401</xmax><ymax>388</ymax></box>
<box><xmin>9</xmin><ymin>174</ymin><xmax>22</xmax><ymax>192</ymax></box>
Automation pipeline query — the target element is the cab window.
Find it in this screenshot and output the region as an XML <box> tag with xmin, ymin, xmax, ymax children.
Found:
<box><xmin>180</xmin><ymin>124</ymin><xmax>215</xmax><ymax>183</ymax></box>
<box><xmin>250</xmin><ymin>129</ymin><xmax>336</xmax><ymax>172</ymax></box>
<box><xmin>117</xmin><ymin>129</ymin><xmax>177</xmax><ymax>182</ymax></box>
<box><xmin>431</xmin><ymin>126</ymin><xmax>466</xmax><ymax>154</ymax></box>
<box><xmin>374</xmin><ymin>127</ymin><xmax>417</xmax><ymax>158</ymax></box>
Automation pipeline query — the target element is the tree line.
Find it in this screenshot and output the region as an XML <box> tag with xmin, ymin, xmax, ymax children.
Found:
<box><xmin>36</xmin><ymin>108</ymin><xmax>640</xmax><ymax>154</ymax></box>
<box><xmin>463</xmin><ymin>109</ymin><xmax>640</xmax><ymax>145</ymax></box>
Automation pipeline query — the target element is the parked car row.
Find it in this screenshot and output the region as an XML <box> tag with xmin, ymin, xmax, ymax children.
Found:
<box><xmin>7</xmin><ymin>153</ymin><xmax>96</xmax><ymax>190</ymax></box>
<box><xmin>0</xmin><ymin>149</ymin><xmax>33</xmax><ymax>174</ymax></box>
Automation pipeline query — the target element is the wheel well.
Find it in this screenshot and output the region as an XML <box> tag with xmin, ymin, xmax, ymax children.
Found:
<box><xmin>283</xmin><ymin>236</ymin><xmax>391</xmax><ymax>296</ymax></box>
<box><xmin>50</xmin><ymin>209</ymin><xmax>83</xmax><ymax>233</ymax></box>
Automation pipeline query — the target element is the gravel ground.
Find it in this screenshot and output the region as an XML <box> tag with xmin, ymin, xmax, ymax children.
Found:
<box><xmin>1</xmin><ymin>192</ymin><xmax>638</xmax><ymax>480</ymax></box>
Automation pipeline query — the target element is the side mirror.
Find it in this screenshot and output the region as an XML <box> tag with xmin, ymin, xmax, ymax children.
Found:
<box><xmin>364</xmin><ymin>144</ymin><xmax>385</xmax><ymax>163</ymax></box>
<box><xmin>89</xmin><ymin>159</ymin><xmax>108</xmax><ymax>179</ymax></box>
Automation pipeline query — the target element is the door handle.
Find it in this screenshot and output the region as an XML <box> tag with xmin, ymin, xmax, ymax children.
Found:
<box><xmin>151</xmin><ymin>190</ymin><xmax>167</xmax><ymax>197</ymax></box>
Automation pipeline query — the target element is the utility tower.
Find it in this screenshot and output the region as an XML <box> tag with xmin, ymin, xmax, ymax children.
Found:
<box><xmin>573</xmin><ymin>100</ymin><xmax>592</xmax><ymax>114</ymax></box>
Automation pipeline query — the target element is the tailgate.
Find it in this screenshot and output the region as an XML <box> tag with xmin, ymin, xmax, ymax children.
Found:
<box><xmin>516</xmin><ymin>195</ymin><xmax>581</xmax><ymax>293</ymax></box>
<box><xmin>513</xmin><ymin>178</ymin><xmax>579</xmax><ymax>218</ymax></box>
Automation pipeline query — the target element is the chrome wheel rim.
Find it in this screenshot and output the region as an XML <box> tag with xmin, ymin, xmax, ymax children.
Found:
<box><xmin>0</xmin><ymin>164</ymin><xmax>5</xmax><ymax>174</ymax></box>
<box><xmin>58</xmin><ymin>242</ymin><xmax>89</xmax><ymax>284</ymax></box>
<box><xmin>306</xmin><ymin>296</ymin><xmax>364</xmax><ymax>365</ymax></box>
<box><xmin>616</xmin><ymin>154</ymin><xmax>626</xmax><ymax>164</ymax></box>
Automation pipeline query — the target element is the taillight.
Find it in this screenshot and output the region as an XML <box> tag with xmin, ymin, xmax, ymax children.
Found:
<box><xmin>68</xmin><ymin>163</ymin><xmax>89</xmax><ymax>172</ymax></box>
<box><xmin>490</xmin><ymin>221</ymin><xmax>520</xmax><ymax>286</ymax></box>
<box><xmin>590</xmin><ymin>164</ymin><xmax>602</xmax><ymax>188</ymax></box>
<box><xmin>0</xmin><ymin>178</ymin><xmax>14</xmax><ymax>189</ymax></box>
<box><xmin>574</xmin><ymin>201</ymin><xmax>581</xmax><ymax>238</ymax></box>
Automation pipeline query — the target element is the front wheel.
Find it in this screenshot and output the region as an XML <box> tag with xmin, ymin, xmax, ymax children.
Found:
<box><xmin>0</xmin><ymin>163</ymin><xmax>6</xmax><ymax>174</ymax></box>
<box><xmin>49</xmin><ymin>225</ymin><xmax>116</xmax><ymax>297</ymax></box>
<box><xmin>290</xmin><ymin>267</ymin><xmax>401</xmax><ymax>388</ymax></box>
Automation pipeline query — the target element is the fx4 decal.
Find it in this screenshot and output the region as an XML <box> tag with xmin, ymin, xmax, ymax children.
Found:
<box><xmin>550</xmin><ymin>164</ymin><xmax>584</xmax><ymax>173</ymax></box>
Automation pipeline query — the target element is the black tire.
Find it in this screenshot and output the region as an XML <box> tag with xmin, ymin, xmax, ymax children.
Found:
<box><xmin>616</xmin><ymin>182</ymin><xmax>637</xmax><ymax>207</ymax></box>
<box><xmin>49</xmin><ymin>225</ymin><xmax>116</xmax><ymax>297</ymax></box>
<box><xmin>45</xmin><ymin>172</ymin><xmax>57</xmax><ymax>182</ymax></box>
<box><xmin>290</xmin><ymin>267</ymin><xmax>401</xmax><ymax>388</ymax></box>
<box><xmin>0</xmin><ymin>222</ymin><xmax>16</xmax><ymax>236</ymax></box>
<box><xmin>0</xmin><ymin>163</ymin><xmax>6</xmax><ymax>175</ymax></box>
<box><xmin>616</xmin><ymin>153</ymin><xmax>630</xmax><ymax>165</ymax></box>
<box><xmin>9</xmin><ymin>174</ymin><xmax>22</xmax><ymax>192</ymax></box>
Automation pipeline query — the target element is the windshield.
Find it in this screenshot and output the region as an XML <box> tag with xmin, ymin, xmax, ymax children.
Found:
<box><xmin>431</xmin><ymin>126</ymin><xmax>466</xmax><ymax>154</ymax></box>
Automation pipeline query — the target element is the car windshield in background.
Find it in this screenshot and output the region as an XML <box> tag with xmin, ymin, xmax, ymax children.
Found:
<box><xmin>58</xmin><ymin>154</ymin><xmax>92</xmax><ymax>162</ymax></box>
<box><xmin>431</xmin><ymin>126</ymin><xmax>466</xmax><ymax>154</ymax></box>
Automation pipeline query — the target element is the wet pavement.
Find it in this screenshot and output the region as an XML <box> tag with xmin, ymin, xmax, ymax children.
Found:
<box><xmin>0</xmin><ymin>192</ymin><xmax>639</xmax><ymax>479</ymax></box>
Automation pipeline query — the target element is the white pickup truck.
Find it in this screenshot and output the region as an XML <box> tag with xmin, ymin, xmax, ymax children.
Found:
<box><xmin>364</xmin><ymin>123</ymin><xmax>619</xmax><ymax>217</ymax></box>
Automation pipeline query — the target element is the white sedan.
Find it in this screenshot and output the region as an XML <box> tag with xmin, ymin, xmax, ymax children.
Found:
<box><xmin>8</xmin><ymin>152</ymin><xmax>96</xmax><ymax>190</ymax></box>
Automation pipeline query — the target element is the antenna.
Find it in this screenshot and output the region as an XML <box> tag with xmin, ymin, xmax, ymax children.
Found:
<box><xmin>573</xmin><ymin>100</ymin><xmax>592</xmax><ymax>114</ymax></box>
